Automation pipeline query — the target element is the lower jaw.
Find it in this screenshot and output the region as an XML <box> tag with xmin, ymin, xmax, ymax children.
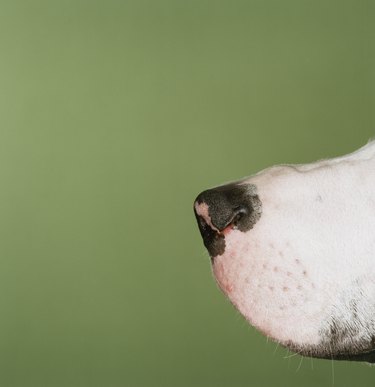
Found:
<box><xmin>284</xmin><ymin>341</ymin><xmax>375</xmax><ymax>363</ymax></box>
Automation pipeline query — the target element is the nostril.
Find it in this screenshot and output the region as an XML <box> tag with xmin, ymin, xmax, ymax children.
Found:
<box><xmin>231</xmin><ymin>206</ymin><xmax>249</xmax><ymax>229</ymax></box>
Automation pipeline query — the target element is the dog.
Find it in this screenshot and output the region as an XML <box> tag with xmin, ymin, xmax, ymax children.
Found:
<box><xmin>194</xmin><ymin>141</ymin><xmax>375</xmax><ymax>362</ymax></box>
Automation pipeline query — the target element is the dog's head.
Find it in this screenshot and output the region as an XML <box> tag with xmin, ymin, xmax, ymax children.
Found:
<box><xmin>194</xmin><ymin>142</ymin><xmax>375</xmax><ymax>362</ymax></box>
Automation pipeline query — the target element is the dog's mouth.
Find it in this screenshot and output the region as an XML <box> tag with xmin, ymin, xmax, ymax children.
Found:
<box><xmin>286</xmin><ymin>341</ymin><xmax>375</xmax><ymax>363</ymax></box>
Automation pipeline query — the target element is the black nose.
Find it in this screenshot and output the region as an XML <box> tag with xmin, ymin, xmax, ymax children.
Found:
<box><xmin>193</xmin><ymin>183</ymin><xmax>261</xmax><ymax>258</ymax></box>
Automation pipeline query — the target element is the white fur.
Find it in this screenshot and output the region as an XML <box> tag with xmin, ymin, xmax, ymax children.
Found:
<box><xmin>211</xmin><ymin>141</ymin><xmax>375</xmax><ymax>358</ymax></box>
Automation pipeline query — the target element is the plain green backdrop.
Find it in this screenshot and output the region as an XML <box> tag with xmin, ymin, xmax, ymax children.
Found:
<box><xmin>0</xmin><ymin>1</ymin><xmax>374</xmax><ymax>386</ymax></box>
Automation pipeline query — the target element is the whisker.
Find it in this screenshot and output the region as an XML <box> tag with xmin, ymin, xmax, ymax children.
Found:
<box><xmin>295</xmin><ymin>356</ymin><xmax>304</xmax><ymax>372</ymax></box>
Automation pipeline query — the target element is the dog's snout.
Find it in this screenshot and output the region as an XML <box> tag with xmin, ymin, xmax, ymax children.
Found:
<box><xmin>194</xmin><ymin>183</ymin><xmax>262</xmax><ymax>258</ymax></box>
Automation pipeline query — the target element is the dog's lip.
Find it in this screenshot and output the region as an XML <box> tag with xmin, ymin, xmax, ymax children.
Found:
<box><xmin>286</xmin><ymin>341</ymin><xmax>375</xmax><ymax>363</ymax></box>
<box><xmin>220</xmin><ymin>224</ymin><xmax>234</xmax><ymax>236</ymax></box>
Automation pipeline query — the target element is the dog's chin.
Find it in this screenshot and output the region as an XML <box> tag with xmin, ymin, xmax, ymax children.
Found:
<box><xmin>213</xmin><ymin>253</ymin><xmax>375</xmax><ymax>362</ymax></box>
<box><xmin>210</xmin><ymin>227</ymin><xmax>323</xmax><ymax>350</ymax></box>
<box><xmin>210</xmin><ymin>227</ymin><xmax>375</xmax><ymax>363</ymax></box>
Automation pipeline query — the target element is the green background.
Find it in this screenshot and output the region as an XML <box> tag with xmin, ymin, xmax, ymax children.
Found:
<box><xmin>0</xmin><ymin>1</ymin><xmax>374</xmax><ymax>386</ymax></box>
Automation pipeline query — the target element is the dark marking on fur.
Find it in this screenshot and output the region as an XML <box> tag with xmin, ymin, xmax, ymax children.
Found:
<box><xmin>310</xmin><ymin>297</ymin><xmax>375</xmax><ymax>362</ymax></box>
<box><xmin>283</xmin><ymin>276</ymin><xmax>375</xmax><ymax>362</ymax></box>
<box><xmin>329</xmin><ymin>318</ymin><xmax>339</xmax><ymax>337</ymax></box>
<box><xmin>283</xmin><ymin>340</ymin><xmax>375</xmax><ymax>363</ymax></box>
<box><xmin>350</xmin><ymin>299</ymin><xmax>358</xmax><ymax>319</ymax></box>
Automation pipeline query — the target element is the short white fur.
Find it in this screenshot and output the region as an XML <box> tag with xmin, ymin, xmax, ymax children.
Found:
<box><xmin>211</xmin><ymin>141</ymin><xmax>375</xmax><ymax>358</ymax></box>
